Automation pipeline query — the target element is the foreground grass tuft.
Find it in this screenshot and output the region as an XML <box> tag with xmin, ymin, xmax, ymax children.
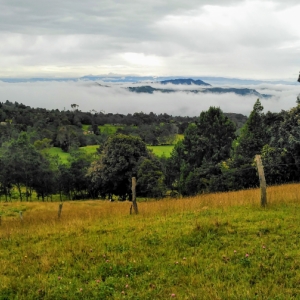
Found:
<box><xmin>1</xmin><ymin>184</ymin><xmax>300</xmax><ymax>299</ymax></box>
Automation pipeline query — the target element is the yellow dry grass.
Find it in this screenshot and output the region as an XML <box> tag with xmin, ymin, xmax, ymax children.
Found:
<box><xmin>1</xmin><ymin>183</ymin><xmax>299</xmax><ymax>234</ymax></box>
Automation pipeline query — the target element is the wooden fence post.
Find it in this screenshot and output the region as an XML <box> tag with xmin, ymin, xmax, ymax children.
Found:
<box><xmin>131</xmin><ymin>177</ymin><xmax>139</xmax><ymax>214</ymax></box>
<box><xmin>255</xmin><ymin>154</ymin><xmax>267</xmax><ymax>207</ymax></box>
<box><xmin>58</xmin><ymin>202</ymin><xmax>63</xmax><ymax>219</ymax></box>
<box><xmin>19</xmin><ymin>211</ymin><xmax>23</xmax><ymax>221</ymax></box>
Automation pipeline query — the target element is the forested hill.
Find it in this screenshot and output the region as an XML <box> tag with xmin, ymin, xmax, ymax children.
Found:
<box><xmin>0</xmin><ymin>100</ymin><xmax>247</xmax><ymax>133</ymax></box>
<box><xmin>159</xmin><ymin>78</ymin><xmax>211</xmax><ymax>86</ymax></box>
<box><xmin>127</xmin><ymin>86</ymin><xmax>271</xmax><ymax>98</ymax></box>
<box><xmin>0</xmin><ymin>100</ymin><xmax>247</xmax><ymax>152</ymax></box>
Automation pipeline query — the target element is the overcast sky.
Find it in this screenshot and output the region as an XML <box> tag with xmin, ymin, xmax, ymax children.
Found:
<box><xmin>1</xmin><ymin>0</ymin><xmax>300</xmax><ymax>80</ymax></box>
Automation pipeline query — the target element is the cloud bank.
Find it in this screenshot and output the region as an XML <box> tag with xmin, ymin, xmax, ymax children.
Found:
<box><xmin>0</xmin><ymin>81</ymin><xmax>298</xmax><ymax>116</ymax></box>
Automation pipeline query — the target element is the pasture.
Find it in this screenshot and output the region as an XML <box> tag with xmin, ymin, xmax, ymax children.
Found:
<box><xmin>46</xmin><ymin>146</ymin><xmax>99</xmax><ymax>163</ymax></box>
<box><xmin>1</xmin><ymin>183</ymin><xmax>300</xmax><ymax>299</ymax></box>
<box><xmin>98</xmin><ymin>124</ymin><xmax>123</xmax><ymax>134</ymax></box>
<box><xmin>82</xmin><ymin>124</ymin><xmax>123</xmax><ymax>134</ymax></box>
<box><xmin>46</xmin><ymin>143</ymin><xmax>177</xmax><ymax>162</ymax></box>
<box><xmin>148</xmin><ymin>145</ymin><xmax>174</xmax><ymax>157</ymax></box>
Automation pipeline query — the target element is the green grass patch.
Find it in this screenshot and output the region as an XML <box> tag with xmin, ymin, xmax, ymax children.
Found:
<box><xmin>1</xmin><ymin>189</ymin><xmax>300</xmax><ymax>299</ymax></box>
<box><xmin>176</xmin><ymin>134</ymin><xmax>184</xmax><ymax>142</ymax></box>
<box><xmin>46</xmin><ymin>147</ymin><xmax>71</xmax><ymax>164</ymax></box>
<box><xmin>82</xmin><ymin>124</ymin><xmax>90</xmax><ymax>131</ymax></box>
<box><xmin>0</xmin><ymin>203</ymin><xmax>27</xmax><ymax>217</ymax></box>
<box><xmin>45</xmin><ymin>131</ymin><xmax>182</xmax><ymax>161</ymax></box>
<box><xmin>148</xmin><ymin>145</ymin><xmax>174</xmax><ymax>157</ymax></box>
<box><xmin>148</xmin><ymin>134</ymin><xmax>183</xmax><ymax>157</ymax></box>
<box><xmin>98</xmin><ymin>124</ymin><xmax>123</xmax><ymax>135</ymax></box>
<box><xmin>82</xmin><ymin>124</ymin><xmax>123</xmax><ymax>134</ymax></box>
<box><xmin>45</xmin><ymin>147</ymin><xmax>100</xmax><ymax>163</ymax></box>
<box><xmin>46</xmin><ymin>144</ymin><xmax>173</xmax><ymax>161</ymax></box>
<box><xmin>79</xmin><ymin>145</ymin><xmax>99</xmax><ymax>155</ymax></box>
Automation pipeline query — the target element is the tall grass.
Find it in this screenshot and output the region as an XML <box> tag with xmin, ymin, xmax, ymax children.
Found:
<box><xmin>1</xmin><ymin>183</ymin><xmax>300</xmax><ymax>299</ymax></box>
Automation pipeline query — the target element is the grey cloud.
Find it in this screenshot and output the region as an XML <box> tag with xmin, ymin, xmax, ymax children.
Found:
<box><xmin>154</xmin><ymin>4</ymin><xmax>296</xmax><ymax>53</ymax></box>
<box><xmin>0</xmin><ymin>0</ymin><xmax>244</xmax><ymax>36</ymax></box>
<box><xmin>0</xmin><ymin>0</ymin><xmax>299</xmax><ymax>79</ymax></box>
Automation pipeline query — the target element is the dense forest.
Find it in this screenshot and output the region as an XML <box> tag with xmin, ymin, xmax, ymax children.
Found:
<box><xmin>0</xmin><ymin>100</ymin><xmax>247</xmax><ymax>149</ymax></box>
<box><xmin>0</xmin><ymin>97</ymin><xmax>299</xmax><ymax>201</ymax></box>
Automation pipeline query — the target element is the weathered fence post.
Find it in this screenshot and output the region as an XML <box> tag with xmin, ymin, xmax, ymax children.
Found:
<box><xmin>131</xmin><ymin>177</ymin><xmax>139</xmax><ymax>214</ymax></box>
<box><xmin>255</xmin><ymin>154</ymin><xmax>267</xmax><ymax>207</ymax></box>
<box><xmin>19</xmin><ymin>211</ymin><xmax>23</xmax><ymax>221</ymax></box>
<box><xmin>58</xmin><ymin>202</ymin><xmax>63</xmax><ymax>219</ymax></box>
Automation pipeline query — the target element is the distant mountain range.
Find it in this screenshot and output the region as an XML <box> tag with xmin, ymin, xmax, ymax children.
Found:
<box><xmin>0</xmin><ymin>75</ymin><xmax>297</xmax><ymax>85</ymax></box>
<box><xmin>127</xmin><ymin>85</ymin><xmax>272</xmax><ymax>98</ymax></box>
<box><xmin>1</xmin><ymin>75</ymin><xmax>294</xmax><ymax>98</ymax></box>
<box><xmin>159</xmin><ymin>78</ymin><xmax>211</xmax><ymax>86</ymax></box>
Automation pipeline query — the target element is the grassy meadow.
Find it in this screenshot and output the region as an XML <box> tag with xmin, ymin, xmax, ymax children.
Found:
<box><xmin>148</xmin><ymin>135</ymin><xmax>183</xmax><ymax>157</ymax></box>
<box><xmin>46</xmin><ymin>144</ymin><xmax>173</xmax><ymax>163</ymax></box>
<box><xmin>46</xmin><ymin>146</ymin><xmax>99</xmax><ymax>163</ymax></box>
<box><xmin>148</xmin><ymin>145</ymin><xmax>174</xmax><ymax>157</ymax></box>
<box><xmin>1</xmin><ymin>184</ymin><xmax>300</xmax><ymax>299</ymax></box>
<box><xmin>45</xmin><ymin>135</ymin><xmax>183</xmax><ymax>161</ymax></box>
<box><xmin>45</xmin><ymin>125</ymin><xmax>183</xmax><ymax>161</ymax></box>
<box><xmin>82</xmin><ymin>124</ymin><xmax>123</xmax><ymax>134</ymax></box>
<box><xmin>44</xmin><ymin>126</ymin><xmax>184</xmax><ymax>161</ymax></box>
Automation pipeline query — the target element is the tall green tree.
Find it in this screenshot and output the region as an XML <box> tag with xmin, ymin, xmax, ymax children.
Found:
<box><xmin>170</xmin><ymin>107</ymin><xmax>236</xmax><ymax>195</ymax></box>
<box><xmin>227</xmin><ymin>99</ymin><xmax>267</xmax><ymax>190</ymax></box>
<box><xmin>88</xmin><ymin>134</ymin><xmax>150</xmax><ymax>200</ymax></box>
<box><xmin>0</xmin><ymin>155</ymin><xmax>13</xmax><ymax>201</ymax></box>
<box><xmin>68</xmin><ymin>150</ymin><xmax>93</xmax><ymax>199</ymax></box>
<box><xmin>55</xmin><ymin>125</ymin><xmax>81</xmax><ymax>152</ymax></box>
<box><xmin>137</xmin><ymin>157</ymin><xmax>166</xmax><ymax>198</ymax></box>
<box><xmin>261</xmin><ymin>105</ymin><xmax>300</xmax><ymax>184</ymax></box>
<box><xmin>0</xmin><ymin>132</ymin><xmax>55</xmax><ymax>201</ymax></box>
<box><xmin>233</xmin><ymin>99</ymin><xmax>267</xmax><ymax>162</ymax></box>
<box><xmin>31</xmin><ymin>155</ymin><xmax>56</xmax><ymax>201</ymax></box>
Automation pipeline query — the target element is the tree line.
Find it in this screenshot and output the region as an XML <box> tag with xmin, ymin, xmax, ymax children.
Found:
<box><xmin>1</xmin><ymin>97</ymin><xmax>299</xmax><ymax>201</ymax></box>
<box><xmin>167</xmin><ymin>98</ymin><xmax>300</xmax><ymax>195</ymax></box>
<box><xmin>0</xmin><ymin>100</ymin><xmax>246</xmax><ymax>151</ymax></box>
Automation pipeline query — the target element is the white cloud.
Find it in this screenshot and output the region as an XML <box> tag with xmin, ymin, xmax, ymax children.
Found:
<box><xmin>0</xmin><ymin>81</ymin><xmax>298</xmax><ymax>117</ymax></box>
<box><xmin>121</xmin><ymin>53</ymin><xmax>162</xmax><ymax>67</ymax></box>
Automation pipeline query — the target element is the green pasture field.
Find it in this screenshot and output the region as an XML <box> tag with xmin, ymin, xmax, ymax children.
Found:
<box><xmin>81</xmin><ymin>124</ymin><xmax>90</xmax><ymax>131</ymax></box>
<box><xmin>82</xmin><ymin>124</ymin><xmax>184</xmax><ymax>142</ymax></box>
<box><xmin>82</xmin><ymin>124</ymin><xmax>123</xmax><ymax>134</ymax></box>
<box><xmin>1</xmin><ymin>183</ymin><xmax>300</xmax><ymax>299</ymax></box>
<box><xmin>46</xmin><ymin>147</ymin><xmax>71</xmax><ymax>164</ymax></box>
<box><xmin>148</xmin><ymin>145</ymin><xmax>174</xmax><ymax>157</ymax></box>
<box><xmin>46</xmin><ymin>144</ymin><xmax>175</xmax><ymax>161</ymax></box>
<box><xmin>46</xmin><ymin>146</ymin><xmax>99</xmax><ymax>163</ymax></box>
<box><xmin>45</xmin><ymin>131</ymin><xmax>183</xmax><ymax>161</ymax></box>
<box><xmin>80</xmin><ymin>145</ymin><xmax>99</xmax><ymax>155</ymax></box>
<box><xmin>98</xmin><ymin>124</ymin><xmax>123</xmax><ymax>134</ymax></box>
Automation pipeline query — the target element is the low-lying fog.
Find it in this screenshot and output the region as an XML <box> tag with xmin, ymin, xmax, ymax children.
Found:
<box><xmin>0</xmin><ymin>80</ymin><xmax>299</xmax><ymax>116</ymax></box>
